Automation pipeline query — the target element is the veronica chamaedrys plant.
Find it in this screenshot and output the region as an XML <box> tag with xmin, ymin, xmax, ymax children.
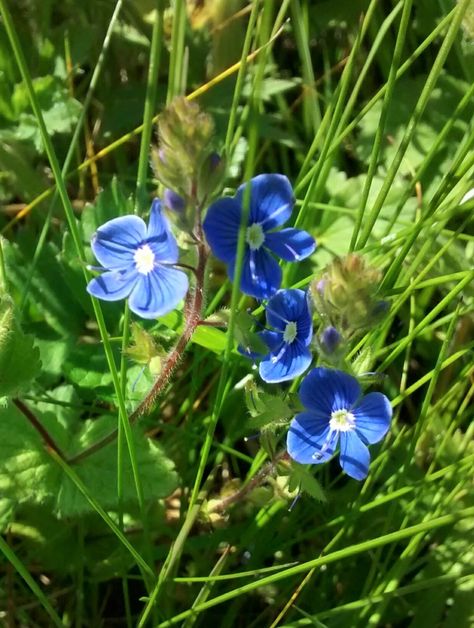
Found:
<box><xmin>87</xmin><ymin>199</ymin><xmax>188</xmax><ymax>319</ymax></box>
<box><xmin>203</xmin><ymin>174</ymin><xmax>316</xmax><ymax>299</ymax></box>
<box><xmin>287</xmin><ymin>368</ymin><xmax>392</xmax><ymax>480</ymax></box>
<box><xmin>243</xmin><ymin>289</ymin><xmax>313</xmax><ymax>383</ymax></box>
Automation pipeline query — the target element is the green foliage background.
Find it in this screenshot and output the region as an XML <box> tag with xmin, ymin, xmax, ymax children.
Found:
<box><xmin>0</xmin><ymin>0</ymin><xmax>473</xmax><ymax>626</ymax></box>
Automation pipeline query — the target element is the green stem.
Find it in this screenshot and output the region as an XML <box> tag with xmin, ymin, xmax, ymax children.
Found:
<box><xmin>156</xmin><ymin>507</ymin><xmax>474</xmax><ymax>626</ymax></box>
<box><xmin>350</xmin><ymin>0</ymin><xmax>413</xmax><ymax>250</ymax></box>
<box><xmin>0</xmin><ymin>535</ymin><xmax>64</xmax><ymax>628</ymax></box>
<box><xmin>355</xmin><ymin>0</ymin><xmax>472</xmax><ymax>249</ymax></box>
<box><xmin>0</xmin><ymin>236</ymin><xmax>8</xmax><ymax>293</ymax></box>
<box><xmin>136</xmin><ymin>0</ymin><xmax>164</xmax><ymax>212</ymax></box>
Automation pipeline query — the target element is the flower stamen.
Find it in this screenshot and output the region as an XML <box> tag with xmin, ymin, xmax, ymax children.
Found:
<box><xmin>283</xmin><ymin>321</ymin><xmax>297</xmax><ymax>343</ymax></box>
<box><xmin>329</xmin><ymin>409</ymin><xmax>356</xmax><ymax>433</ymax></box>
<box><xmin>134</xmin><ymin>244</ymin><xmax>156</xmax><ymax>275</ymax></box>
<box><xmin>246</xmin><ymin>223</ymin><xmax>265</xmax><ymax>250</ymax></box>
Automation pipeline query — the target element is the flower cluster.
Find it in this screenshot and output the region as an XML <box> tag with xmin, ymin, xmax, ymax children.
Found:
<box><xmin>85</xmin><ymin>101</ymin><xmax>392</xmax><ymax>484</ymax></box>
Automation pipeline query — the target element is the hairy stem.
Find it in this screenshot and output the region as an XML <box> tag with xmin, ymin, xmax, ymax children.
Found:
<box><xmin>13</xmin><ymin>398</ymin><xmax>66</xmax><ymax>459</ymax></box>
<box><xmin>68</xmin><ymin>237</ymin><xmax>208</xmax><ymax>465</ymax></box>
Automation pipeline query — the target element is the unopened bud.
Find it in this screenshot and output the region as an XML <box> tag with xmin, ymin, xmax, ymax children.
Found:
<box><xmin>320</xmin><ymin>326</ymin><xmax>342</xmax><ymax>354</ymax></box>
<box><xmin>310</xmin><ymin>254</ymin><xmax>387</xmax><ymax>336</ymax></box>
<box><xmin>163</xmin><ymin>188</ymin><xmax>186</xmax><ymax>213</ymax></box>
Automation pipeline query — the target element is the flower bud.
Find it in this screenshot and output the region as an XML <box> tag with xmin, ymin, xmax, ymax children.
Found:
<box><xmin>320</xmin><ymin>326</ymin><xmax>342</xmax><ymax>355</ymax></box>
<box><xmin>311</xmin><ymin>254</ymin><xmax>387</xmax><ymax>336</ymax></box>
<box><xmin>152</xmin><ymin>97</ymin><xmax>220</xmax><ymax>230</ymax></box>
<box><xmin>163</xmin><ymin>188</ymin><xmax>186</xmax><ymax>213</ymax></box>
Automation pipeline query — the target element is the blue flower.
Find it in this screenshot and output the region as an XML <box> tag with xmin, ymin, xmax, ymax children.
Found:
<box><xmin>246</xmin><ymin>289</ymin><xmax>313</xmax><ymax>383</ymax></box>
<box><xmin>203</xmin><ymin>174</ymin><xmax>316</xmax><ymax>299</ymax></box>
<box><xmin>287</xmin><ymin>368</ymin><xmax>392</xmax><ymax>480</ymax></box>
<box><xmin>86</xmin><ymin>199</ymin><xmax>188</xmax><ymax>319</ymax></box>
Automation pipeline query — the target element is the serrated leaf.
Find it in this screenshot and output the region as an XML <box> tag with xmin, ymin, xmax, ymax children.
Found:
<box><xmin>3</xmin><ymin>237</ymin><xmax>86</xmax><ymax>335</ymax></box>
<box><xmin>0</xmin><ymin>295</ymin><xmax>41</xmax><ymax>397</ymax></box>
<box><xmin>125</xmin><ymin>322</ymin><xmax>164</xmax><ymax>369</ymax></box>
<box><xmin>244</xmin><ymin>382</ymin><xmax>294</xmax><ymax>430</ymax></box>
<box><xmin>0</xmin><ymin>395</ymin><xmax>179</xmax><ymax>518</ymax></box>
<box><xmin>56</xmin><ymin>415</ymin><xmax>179</xmax><ymax>517</ymax></box>
<box><xmin>234</xmin><ymin>310</ymin><xmax>268</xmax><ymax>356</ymax></box>
<box><xmin>289</xmin><ymin>462</ymin><xmax>326</xmax><ymax>502</ymax></box>
<box><xmin>12</xmin><ymin>76</ymin><xmax>82</xmax><ymax>152</ymax></box>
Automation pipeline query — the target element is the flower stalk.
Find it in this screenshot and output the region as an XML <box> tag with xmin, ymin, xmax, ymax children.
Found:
<box><xmin>68</xmin><ymin>216</ymin><xmax>209</xmax><ymax>465</ymax></box>
<box><xmin>13</xmin><ymin>398</ymin><xmax>66</xmax><ymax>460</ymax></box>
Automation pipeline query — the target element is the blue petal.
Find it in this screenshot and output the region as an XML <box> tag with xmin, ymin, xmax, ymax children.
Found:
<box><xmin>339</xmin><ymin>432</ymin><xmax>370</xmax><ymax>480</ymax></box>
<box><xmin>87</xmin><ymin>268</ymin><xmax>138</xmax><ymax>301</ymax></box>
<box><xmin>299</xmin><ymin>368</ymin><xmax>361</xmax><ymax>414</ymax></box>
<box><xmin>353</xmin><ymin>393</ymin><xmax>392</xmax><ymax>444</ymax></box>
<box><xmin>128</xmin><ymin>266</ymin><xmax>189</xmax><ymax>319</ymax></box>
<box><xmin>259</xmin><ymin>342</ymin><xmax>312</xmax><ymax>383</ymax></box>
<box><xmin>265</xmin><ymin>228</ymin><xmax>316</xmax><ymax>262</ymax></box>
<box><xmin>203</xmin><ymin>197</ymin><xmax>241</xmax><ymax>263</ymax></box>
<box><xmin>287</xmin><ymin>412</ymin><xmax>336</xmax><ymax>464</ymax></box>
<box><xmin>230</xmin><ymin>248</ymin><xmax>281</xmax><ymax>299</ymax></box>
<box><xmin>146</xmin><ymin>199</ymin><xmax>179</xmax><ymax>262</ymax></box>
<box><xmin>260</xmin><ymin>330</ymin><xmax>283</xmax><ymax>352</ymax></box>
<box><xmin>91</xmin><ymin>215</ymin><xmax>147</xmax><ymax>270</ymax></box>
<box><xmin>265</xmin><ymin>289</ymin><xmax>312</xmax><ymax>344</ymax></box>
<box><xmin>236</xmin><ymin>174</ymin><xmax>294</xmax><ymax>229</ymax></box>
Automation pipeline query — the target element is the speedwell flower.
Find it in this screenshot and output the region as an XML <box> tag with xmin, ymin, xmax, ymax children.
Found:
<box><xmin>250</xmin><ymin>289</ymin><xmax>313</xmax><ymax>383</ymax></box>
<box><xmin>287</xmin><ymin>368</ymin><xmax>392</xmax><ymax>480</ymax></box>
<box><xmin>87</xmin><ymin>199</ymin><xmax>188</xmax><ymax>319</ymax></box>
<box><xmin>203</xmin><ymin>174</ymin><xmax>316</xmax><ymax>299</ymax></box>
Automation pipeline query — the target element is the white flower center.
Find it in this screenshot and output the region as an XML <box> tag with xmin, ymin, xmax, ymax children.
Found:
<box><xmin>283</xmin><ymin>321</ymin><xmax>297</xmax><ymax>343</ymax></box>
<box><xmin>246</xmin><ymin>223</ymin><xmax>265</xmax><ymax>250</ymax></box>
<box><xmin>329</xmin><ymin>409</ymin><xmax>355</xmax><ymax>432</ymax></box>
<box><xmin>134</xmin><ymin>244</ymin><xmax>155</xmax><ymax>274</ymax></box>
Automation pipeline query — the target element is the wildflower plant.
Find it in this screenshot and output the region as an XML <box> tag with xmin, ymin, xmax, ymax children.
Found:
<box><xmin>1</xmin><ymin>2</ymin><xmax>472</xmax><ymax>625</ymax></box>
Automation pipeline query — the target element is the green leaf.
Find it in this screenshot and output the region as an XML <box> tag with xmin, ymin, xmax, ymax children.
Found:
<box><xmin>355</xmin><ymin>74</ymin><xmax>473</xmax><ymax>180</ymax></box>
<box><xmin>4</xmin><ymin>237</ymin><xmax>86</xmax><ymax>336</ymax></box>
<box><xmin>56</xmin><ymin>415</ymin><xmax>179</xmax><ymax>517</ymax></box>
<box><xmin>64</xmin><ymin>343</ymin><xmax>115</xmax><ymax>391</ymax></box>
<box><xmin>11</xmin><ymin>76</ymin><xmax>82</xmax><ymax>152</ymax></box>
<box><xmin>80</xmin><ymin>178</ymin><xmax>134</xmax><ymax>244</ymax></box>
<box><xmin>288</xmin><ymin>462</ymin><xmax>326</xmax><ymax>502</ymax></box>
<box><xmin>191</xmin><ymin>324</ymin><xmax>227</xmax><ymax>353</ymax></box>
<box><xmin>0</xmin><ymin>396</ymin><xmax>179</xmax><ymax>518</ymax></box>
<box><xmin>0</xmin><ymin>295</ymin><xmax>41</xmax><ymax>397</ymax></box>
<box><xmin>0</xmin><ymin>498</ymin><xmax>14</xmax><ymax>533</ymax></box>
<box><xmin>244</xmin><ymin>381</ymin><xmax>295</xmax><ymax>430</ymax></box>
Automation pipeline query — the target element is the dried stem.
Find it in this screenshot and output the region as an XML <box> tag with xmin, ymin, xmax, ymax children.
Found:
<box><xmin>13</xmin><ymin>398</ymin><xmax>66</xmax><ymax>459</ymax></box>
<box><xmin>68</xmin><ymin>229</ymin><xmax>209</xmax><ymax>465</ymax></box>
